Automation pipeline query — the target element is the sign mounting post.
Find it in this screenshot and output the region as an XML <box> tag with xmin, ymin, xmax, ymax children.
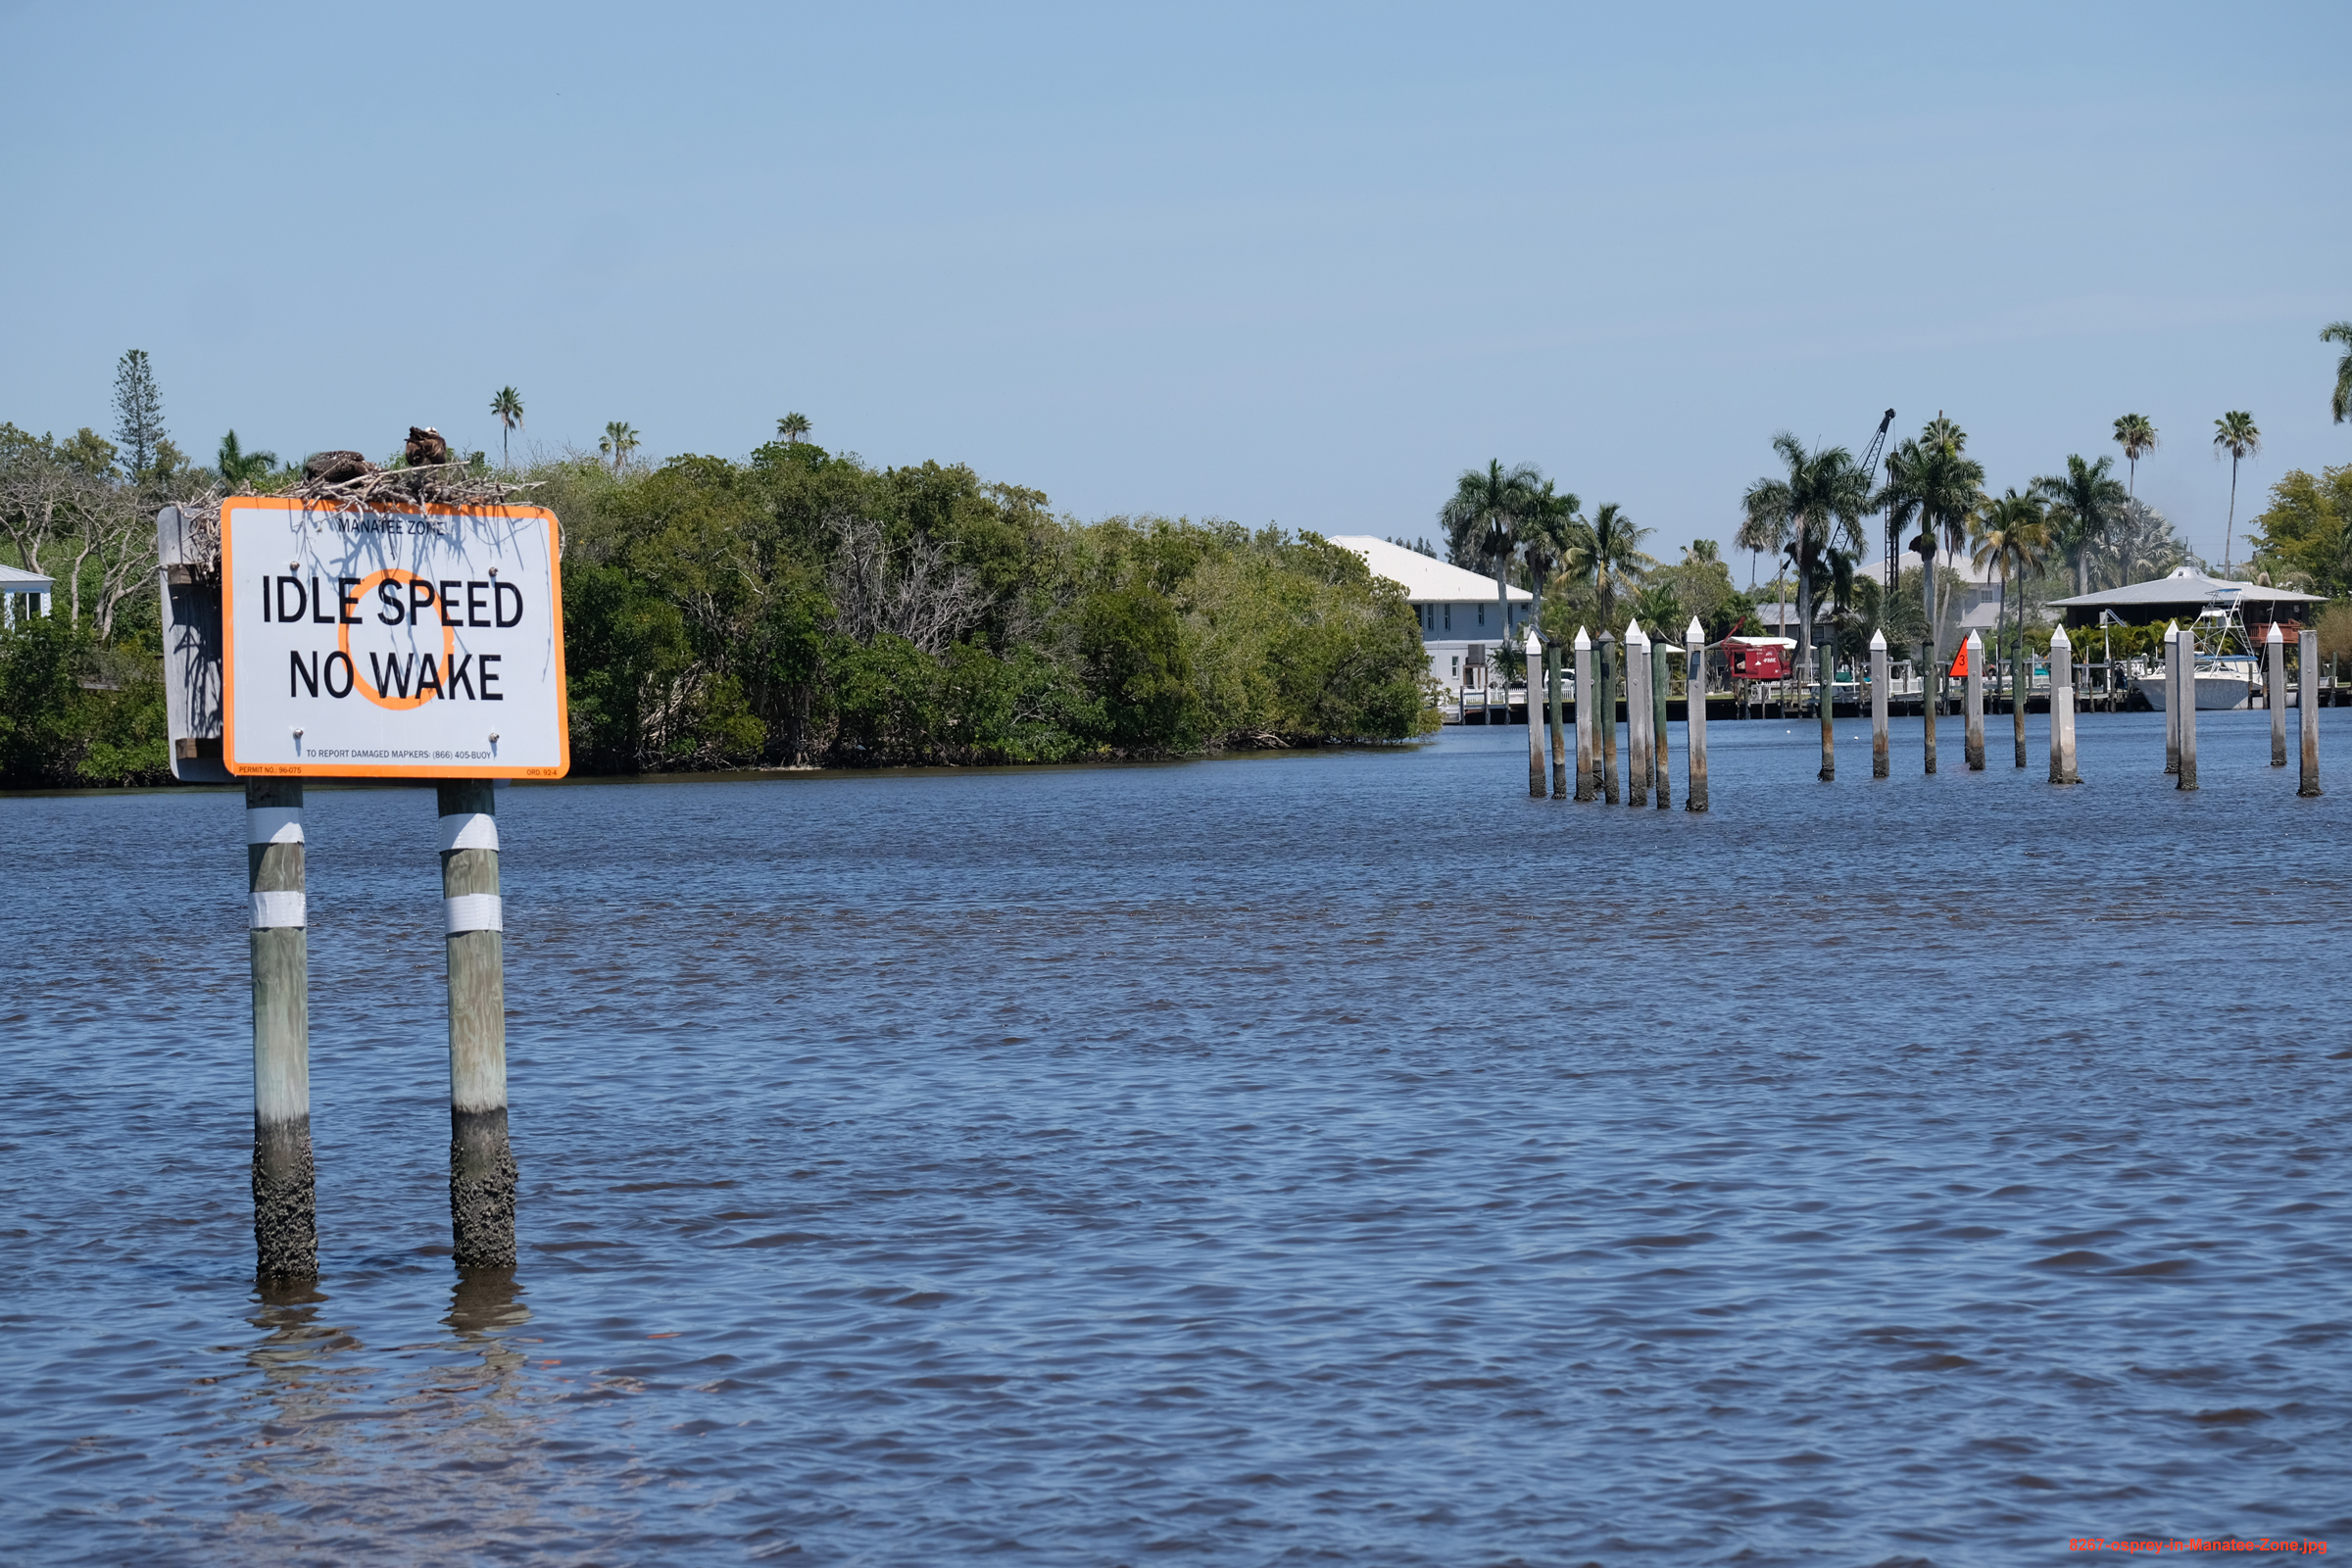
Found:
<box><xmin>220</xmin><ymin>496</ymin><xmax>566</xmax><ymax>1274</ymax></box>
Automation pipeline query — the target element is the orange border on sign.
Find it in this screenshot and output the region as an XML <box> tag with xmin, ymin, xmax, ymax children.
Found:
<box><xmin>221</xmin><ymin>495</ymin><xmax>571</xmax><ymax>780</ymax></box>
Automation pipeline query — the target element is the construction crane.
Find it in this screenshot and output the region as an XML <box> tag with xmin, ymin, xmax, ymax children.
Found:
<box><xmin>1855</xmin><ymin>409</ymin><xmax>1895</xmax><ymax>594</ymax></box>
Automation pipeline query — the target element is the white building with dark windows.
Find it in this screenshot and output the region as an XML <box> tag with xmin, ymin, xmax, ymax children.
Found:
<box><xmin>1</xmin><ymin>564</ymin><xmax>52</xmax><ymax>623</ymax></box>
<box><xmin>1328</xmin><ymin>536</ymin><xmax>1534</xmax><ymax>705</ymax></box>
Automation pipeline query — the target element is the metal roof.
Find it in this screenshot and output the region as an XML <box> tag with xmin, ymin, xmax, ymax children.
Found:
<box><xmin>2047</xmin><ymin>566</ymin><xmax>2324</xmax><ymax>609</ymax></box>
<box><xmin>1327</xmin><ymin>535</ymin><xmax>1534</xmax><ymax>603</ymax></box>
<box><xmin>0</xmin><ymin>564</ymin><xmax>53</xmax><ymax>590</ymax></box>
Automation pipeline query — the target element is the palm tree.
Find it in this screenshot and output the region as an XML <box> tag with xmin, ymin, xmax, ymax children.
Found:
<box><xmin>1971</xmin><ymin>489</ymin><xmax>2051</xmax><ymax>764</ymax></box>
<box><xmin>1740</xmin><ymin>433</ymin><xmax>1871</xmax><ymax>676</ymax></box>
<box><xmin>1439</xmin><ymin>460</ymin><xmax>1540</xmax><ymax>647</ymax></box>
<box><xmin>216</xmin><ymin>429</ymin><xmax>277</xmax><ymax>492</ymax></box>
<box><xmin>2112</xmin><ymin>414</ymin><xmax>2157</xmax><ymax>499</ymax></box>
<box><xmin>2104</xmin><ymin>497</ymin><xmax>2185</xmax><ymax>588</ymax></box>
<box><xmin>489</xmin><ymin>386</ymin><xmax>523</xmax><ymax>467</ymax></box>
<box><xmin>601</xmin><ymin>420</ymin><xmax>640</xmax><ymax>475</ymax></box>
<box><xmin>1972</xmin><ymin>489</ymin><xmax>2050</xmax><ymax>692</ymax></box>
<box><xmin>2324</xmin><ymin>323</ymin><xmax>2352</xmax><ymax>424</ymax></box>
<box><xmin>778</xmin><ymin>412</ymin><xmax>811</xmax><ymax>444</ymax></box>
<box><xmin>1563</xmin><ymin>502</ymin><xmax>1653</xmax><ymax>635</ymax></box>
<box><xmin>1874</xmin><ymin>419</ymin><xmax>1985</xmax><ymax>660</ymax></box>
<box><xmin>2033</xmin><ymin>454</ymin><xmax>2128</xmax><ymax>597</ymax></box>
<box><xmin>2212</xmin><ymin>411</ymin><xmax>2261</xmax><ymax>572</ymax></box>
<box><xmin>1517</xmin><ymin>477</ymin><xmax>1582</xmax><ymax>628</ymax></box>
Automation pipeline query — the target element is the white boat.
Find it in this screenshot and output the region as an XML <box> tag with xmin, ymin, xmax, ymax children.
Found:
<box><xmin>2133</xmin><ymin>658</ymin><xmax>2257</xmax><ymax>710</ymax></box>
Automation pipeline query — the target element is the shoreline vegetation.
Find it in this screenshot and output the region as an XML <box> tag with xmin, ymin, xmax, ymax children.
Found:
<box><xmin>10</xmin><ymin>355</ymin><xmax>2352</xmax><ymax>790</ymax></box>
<box><xmin>1</xmin><ymin>372</ymin><xmax>1440</xmax><ymax>788</ymax></box>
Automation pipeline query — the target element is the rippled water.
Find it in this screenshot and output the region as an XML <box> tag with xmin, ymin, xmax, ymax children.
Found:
<box><xmin>4</xmin><ymin>711</ymin><xmax>2348</xmax><ymax>1565</ymax></box>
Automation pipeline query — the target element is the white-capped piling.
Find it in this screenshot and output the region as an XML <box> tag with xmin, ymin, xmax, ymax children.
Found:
<box><xmin>1685</xmin><ymin>618</ymin><xmax>1708</xmax><ymax>811</ymax></box>
<box><xmin>1545</xmin><ymin>638</ymin><xmax>1567</xmax><ymax>799</ymax></box>
<box><xmin>2269</xmin><ymin>623</ymin><xmax>2287</xmax><ymax>767</ymax></box>
<box><xmin>1573</xmin><ymin>628</ymin><xmax>1595</xmax><ymax>802</ymax></box>
<box><xmin>1523</xmin><ymin>629</ymin><xmax>1545</xmax><ymax>798</ymax></box>
<box><xmin>1869</xmin><ymin>628</ymin><xmax>1889</xmax><ymax>778</ymax></box>
<box><xmin>2049</xmin><ymin>626</ymin><xmax>2077</xmax><ymax>784</ymax></box>
<box><xmin>1626</xmin><ymin>620</ymin><xmax>1650</xmax><ymax>807</ymax></box>
<box><xmin>2164</xmin><ymin>621</ymin><xmax>2181</xmax><ymax>774</ymax></box>
<box><xmin>2300</xmin><ymin>627</ymin><xmax>2323</xmax><ymax>797</ymax></box>
<box><xmin>1598</xmin><ymin>634</ymin><xmax>1620</xmax><ymax>805</ymax></box>
<box><xmin>2178</xmin><ymin>630</ymin><xmax>2199</xmax><ymax>791</ymax></box>
<box><xmin>439</xmin><ymin>781</ymin><xmax>516</xmax><ymax>1270</ymax></box>
<box><xmin>247</xmin><ymin>780</ymin><xmax>315</xmax><ymax>1280</ymax></box>
<box><xmin>1964</xmin><ymin>631</ymin><xmax>1985</xmax><ymax>771</ymax></box>
<box><xmin>1651</xmin><ymin>632</ymin><xmax>1671</xmax><ymax>809</ymax></box>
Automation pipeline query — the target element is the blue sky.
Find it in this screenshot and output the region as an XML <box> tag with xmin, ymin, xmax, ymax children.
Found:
<box><xmin>3</xmin><ymin>1</ymin><xmax>2344</xmax><ymax>571</ymax></box>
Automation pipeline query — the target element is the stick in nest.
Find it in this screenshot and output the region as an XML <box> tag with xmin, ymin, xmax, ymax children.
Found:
<box><xmin>282</xmin><ymin>461</ymin><xmax>544</xmax><ymax>511</ymax></box>
<box><xmin>167</xmin><ymin>467</ymin><xmax>547</xmax><ymax>573</ymax></box>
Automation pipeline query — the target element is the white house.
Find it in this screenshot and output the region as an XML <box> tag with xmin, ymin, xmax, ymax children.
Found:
<box><xmin>1328</xmin><ymin>536</ymin><xmax>1534</xmax><ymax>703</ymax></box>
<box><xmin>1</xmin><ymin>564</ymin><xmax>51</xmax><ymax>624</ymax></box>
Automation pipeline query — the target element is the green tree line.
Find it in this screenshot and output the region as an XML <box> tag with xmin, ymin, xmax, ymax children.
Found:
<box><xmin>1</xmin><ymin>374</ymin><xmax>1436</xmax><ymax>786</ymax></box>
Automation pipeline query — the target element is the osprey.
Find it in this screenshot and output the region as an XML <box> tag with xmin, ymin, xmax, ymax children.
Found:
<box><xmin>406</xmin><ymin>426</ymin><xmax>450</xmax><ymax>467</ymax></box>
<box><xmin>303</xmin><ymin>450</ymin><xmax>375</xmax><ymax>484</ymax></box>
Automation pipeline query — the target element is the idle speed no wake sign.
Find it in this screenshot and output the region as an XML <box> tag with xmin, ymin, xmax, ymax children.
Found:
<box><xmin>221</xmin><ymin>497</ymin><xmax>569</xmax><ymax>778</ymax></box>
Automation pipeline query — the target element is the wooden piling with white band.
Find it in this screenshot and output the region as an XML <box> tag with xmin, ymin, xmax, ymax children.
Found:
<box><xmin>438</xmin><ymin>781</ymin><xmax>516</xmax><ymax>1270</ymax></box>
<box><xmin>248</xmin><ymin>779</ymin><xmax>315</xmax><ymax>1280</ymax></box>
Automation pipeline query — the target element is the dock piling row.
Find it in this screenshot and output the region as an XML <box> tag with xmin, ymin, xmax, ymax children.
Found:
<box><xmin>1517</xmin><ymin>614</ymin><xmax>2313</xmax><ymax>805</ymax></box>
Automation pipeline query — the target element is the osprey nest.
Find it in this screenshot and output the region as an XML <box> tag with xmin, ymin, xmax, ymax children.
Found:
<box><xmin>169</xmin><ymin>428</ymin><xmax>544</xmax><ymax>573</ymax></box>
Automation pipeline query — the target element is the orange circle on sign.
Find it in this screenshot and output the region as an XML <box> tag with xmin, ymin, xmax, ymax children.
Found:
<box><xmin>337</xmin><ymin>569</ymin><xmax>463</xmax><ymax>711</ymax></box>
